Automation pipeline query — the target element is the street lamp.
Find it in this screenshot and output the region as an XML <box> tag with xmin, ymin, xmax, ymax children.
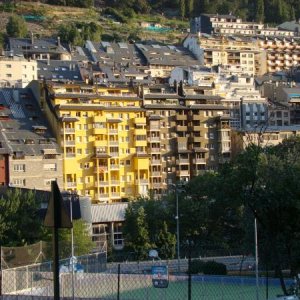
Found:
<box><xmin>169</xmin><ymin>182</ymin><xmax>185</xmax><ymax>274</ymax></box>
<box><xmin>65</xmin><ymin>191</ymin><xmax>78</xmax><ymax>300</ymax></box>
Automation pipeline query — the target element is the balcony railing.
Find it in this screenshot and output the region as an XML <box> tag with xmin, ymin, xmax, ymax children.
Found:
<box><xmin>66</xmin><ymin>153</ymin><xmax>76</xmax><ymax>158</ymax></box>
<box><xmin>151</xmin><ymin>159</ymin><xmax>161</xmax><ymax>165</ymax></box>
<box><xmin>66</xmin><ymin>182</ymin><xmax>77</xmax><ymax>187</ymax></box>
<box><xmin>148</xmin><ymin>137</ymin><xmax>160</xmax><ymax>142</ymax></box>
<box><xmin>111</xmin><ymin>192</ymin><xmax>121</xmax><ymax>198</ymax></box>
<box><xmin>97</xmin><ymin>181</ymin><xmax>109</xmax><ymax>186</ymax></box>
<box><xmin>110</xmin><ymin>164</ymin><xmax>119</xmax><ymax>170</ymax></box>
<box><xmin>111</xmin><ymin>180</ymin><xmax>120</xmax><ymax>185</ymax></box>
<box><xmin>61</xmin><ymin>128</ymin><xmax>75</xmax><ymax>133</ymax></box>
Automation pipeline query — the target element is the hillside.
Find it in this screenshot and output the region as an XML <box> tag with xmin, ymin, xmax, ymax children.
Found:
<box><xmin>0</xmin><ymin>1</ymin><xmax>189</xmax><ymax>45</ymax></box>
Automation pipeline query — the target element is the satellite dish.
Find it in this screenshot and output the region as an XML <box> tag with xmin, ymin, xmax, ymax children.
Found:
<box><xmin>149</xmin><ymin>249</ymin><xmax>159</xmax><ymax>259</ymax></box>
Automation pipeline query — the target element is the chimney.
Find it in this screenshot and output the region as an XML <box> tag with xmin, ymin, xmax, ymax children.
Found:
<box><xmin>31</xmin><ymin>32</ymin><xmax>34</xmax><ymax>45</ymax></box>
<box><xmin>57</xmin><ymin>36</ymin><xmax>61</xmax><ymax>47</ymax></box>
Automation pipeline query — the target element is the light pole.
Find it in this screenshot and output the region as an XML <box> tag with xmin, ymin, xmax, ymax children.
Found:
<box><xmin>69</xmin><ymin>192</ymin><xmax>75</xmax><ymax>300</ymax></box>
<box><xmin>255</xmin><ymin>217</ymin><xmax>259</xmax><ymax>300</ymax></box>
<box><xmin>175</xmin><ymin>185</ymin><xmax>180</xmax><ymax>274</ymax></box>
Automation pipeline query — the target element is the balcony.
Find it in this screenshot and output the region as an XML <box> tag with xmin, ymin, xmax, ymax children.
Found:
<box><xmin>189</xmin><ymin>114</ymin><xmax>201</xmax><ymax>121</ymax></box>
<box><xmin>152</xmin><ymin>182</ymin><xmax>163</xmax><ymax>189</ymax></box>
<box><xmin>176</xmin><ymin>170</ymin><xmax>190</xmax><ymax>176</ymax></box>
<box><xmin>111</xmin><ymin>180</ymin><xmax>120</xmax><ymax>186</ymax></box>
<box><xmin>191</xmin><ymin>136</ymin><xmax>202</xmax><ymax>143</ymax></box>
<box><xmin>94</xmin><ymin>140</ymin><xmax>108</xmax><ymax>147</ymax></box>
<box><xmin>85</xmin><ymin>182</ymin><xmax>94</xmax><ymax>188</ymax></box>
<box><xmin>97</xmin><ymin>193</ymin><xmax>109</xmax><ymax>200</ymax></box>
<box><xmin>108</xmin><ymin>129</ymin><xmax>118</xmax><ymax>134</ymax></box>
<box><xmin>111</xmin><ymin>192</ymin><xmax>121</xmax><ymax>199</ymax></box>
<box><xmin>148</xmin><ymin>136</ymin><xmax>160</xmax><ymax>142</ymax></box>
<box><xmin>189</xmin><ymin>125</ymin><xmax>201</xmax><ymax>131</ymax></box>
<box><xmin>94</xmin><ymin>166</ymin><xmax>108</xmax><ymax>173</ymax></box>
<box><xmin>135</xmin><ymin>140</ymin><xmax>147</xmax><ymax>147</ymax></box>
<box><xmin>63</xmin><ymin>140</ymin><xmax>76</xmax><ymax>146</ymax></box>
<box><xmin>193</xmin><ymin>158</ymin><xmax>206</xmax><ymax>164</ymax></box>
<box><xmin>97</xmin><ymin>181</ymin><xmax>109</xmax><ymax>187</ymax></box>
<box><xmin>93</xmin><ymin>128</ymin><xmax>107</xmax><ymax>135</ymax></box>
<box><xmin>66</xmin><ymin>153</ymin><xmax>76</xmax><ymax>158</ymax></box>
<box><xmin>139</xmin><ymin>179</ymin><xmax>149</xmax><ymax>184</ymax></box>
<box><xmin>151</xmin><ymin>171</ymin><xmax>162</xmax><ymax>177</ymax></box>
<box><xmin>110</xmin><ymin>152</ymin><xmax>119</xmax><ymax>157</ymax></box>
<box><xmin>149</xmin><ymin>125</ymin><xmax>160</xmax><ymax>130</ymax></box>
<box><xmin>176</xmin><ymin>125</ymin><xmax>188</xmax><ymax>132</ymax></box>
<box><xmin>176</xmin><ymin>114</ymin><xmax>187</xmax><ymax>121</ymax></box>
<box><xmin>150</xmin><ymin>148</ymin><xmax>161</xmax><ymax>153</ymax></box>
<box><xmin>176</xmin><ymin>159</ymin><xmax>190</xmax><ymax>164</ymax></box>
<box><xmin>66</xmin><ymin>181</ymin><xmax>77</xmax><ymax>187</ymax></box>
<box><xmin>151</xmin><ymin>159</ymin><xmax>161</xmax><ymax>165</ymax></box>
<box><xmin>109</xmin><ymin>141</ymin><xmax>119</xmax><ymax>146</ymax></box>
<box><xmin>110</xmin><ymin>164</ymin><xmax>119</xmax><ymax>170</ymax></box>
<box><xmin>61</xmin><ymin>128</ymin><xmax>75</xmax><ymax>134</ymax></box>
<box><xmin>134</xmin><ymin>117</ymin><xmax>146</xmax><ymax>125</ymax></box>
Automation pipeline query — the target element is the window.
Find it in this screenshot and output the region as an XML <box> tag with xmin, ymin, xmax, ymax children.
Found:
<box><xmin>13</xmin><ymin>164</ymin><xmax>25</xmax><ymax>172</ymax></box>
<box><xmin>44</xmin><ymin>179</ymin><xmax>56</xmax><ymax>186</ymax></box>
<box><xmin>13</xmin><ymin>179</ymin><xmax>25</xmax><ymax>186</ymax></box>
<box><xmin>125</xmin><ymin>125</ymin><xmax>129</xmax><ymax>131</ymax></box>
<box><xmin>126</xmin><ymin>160</ymin><xmax>131</xmax><ymax>166</ymax></box>
<box><xmin>6</xmin><ymin>74</ymin><xmax>12</xmax><ymax>78</ymax></box>
<box><xmin>6</xmin><ymin>64</ymin><xmax>11</xmax><ymax>68</ymax></box>
<box><xmin>85</xmin><ymin>149</ymin><xmax>89</xmax><ymax>154</ymax></box>
<box><xmin>84</xmin><ymin>163</ymin><xmax>90</xmax><ymax>169</ymax></box>
<box><xmin>43</xmin><ymin>163</ymin><xmax>56</xmax><ymax>171</ymax></box>
<box><xmin>77</xmin><ymin>149</ymin><xmax>82</xmax><ymax>155</ymax></box>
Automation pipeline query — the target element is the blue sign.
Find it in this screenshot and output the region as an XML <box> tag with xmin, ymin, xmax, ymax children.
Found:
<box><xmin>151</xmin><ymin>265</ymin><xmax>169</xmax><ymax>288</ymax></box>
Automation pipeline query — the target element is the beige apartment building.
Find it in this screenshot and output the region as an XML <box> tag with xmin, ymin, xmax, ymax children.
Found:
<box><xmin>183</xmin><ymin>34</ymin><xmax>266</xmax><ymax>76</ymax></box>
<box><xmin>0</xmin><ymin>56</ymin><xmax>37</xmax><ymax>88</ymax></box>
<box><xmin>232</xmin><ymin>125</ymin><xmax>300</xmax><ymax>155</ymax></box>
<box><xmin>257</xmin><ymin>37</ymin><xmax>300</xmax><ymax>73</ymax></box>
<box><xmin>140</xmin><ymin>84</ymin><xmax>231</xmax><ymax>197</ymax></box>
<box><xmin>191</xmin><ymin>14</ymin><xmax>295</xmax><ymax>37</ymax></box>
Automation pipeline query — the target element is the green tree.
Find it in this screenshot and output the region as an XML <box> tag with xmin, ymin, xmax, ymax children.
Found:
<box><xmin>179</xmin><ymin>0</ymin><xmax>186</xmax><ymax>19</ymax></box>
<box><xmin>123</xmin><ymin>205</ymin><xmax>152</xmax><ymax>260</ymax></box>
<box><xmin>187</xmin><ymin>0</ymin><xmax>194</xmax><ymax>17</ymax></box>
<box><xmin>6</xmin><ymin>15</ymin><xmax>28</xmax><ymax>38</ymax></box>
<box><xmin>0</xmin><ymin>189</ymin><xmax>44</xmax><ymax>246</ymax></box>
<box><xmin>156</xmin><ymin>222</ymin><xmax>176</xmax><ymax>259</ymax></box>
<box><xmin>59</xmin><ymin>219</ymin><xmax>95</xmax><ymax>258</ymax></box>
<box><xmin>255</xmin><ymin>0</ymin><xmax>264</xmax><ymax>22</ymax></box>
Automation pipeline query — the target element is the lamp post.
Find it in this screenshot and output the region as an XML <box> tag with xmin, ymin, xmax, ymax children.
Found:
<box><xmin>169</xmin><ymin>182</ymin><xmax>183</xmax><ymax>274</ymax></box>
<box><xmin>175</xmin><ymin>185</ymin><xmax>180</xmax><ymax>274</ymax></box>
<box><xmin>69</xmin><ymin>192</ymin><xmax>76</xmax><ymax>300</ymax></box>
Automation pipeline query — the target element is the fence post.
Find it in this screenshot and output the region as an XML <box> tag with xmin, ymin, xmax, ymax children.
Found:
<box><xmin>117</xmin><ymin>263</ymin><xmax>120</xmax><ymax>300</ymax></box>
<box><xmin>188</xmin><ymin>244</ymin><xmax>191</xmax><ymax>300</ymax></box>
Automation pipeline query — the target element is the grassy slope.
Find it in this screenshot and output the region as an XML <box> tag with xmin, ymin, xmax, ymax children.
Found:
<box><xmin>0</xmin><ymin>2</ymin><xmax>189</xmax><ymax>44</ymax></box>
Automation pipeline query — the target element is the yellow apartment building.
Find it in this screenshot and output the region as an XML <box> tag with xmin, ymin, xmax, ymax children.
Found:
<box><xmin>41</xmin><ymin>83</ymin><xmax>149</xmax><ymax>203</ymax></box>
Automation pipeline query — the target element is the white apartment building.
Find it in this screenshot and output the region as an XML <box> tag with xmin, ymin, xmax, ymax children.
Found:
<box><xmin>0</xmin><ymin>56</ymin><xmax>37</xmax><ymax>88</ymax></box>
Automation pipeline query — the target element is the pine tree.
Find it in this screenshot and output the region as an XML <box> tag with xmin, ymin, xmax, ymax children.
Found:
<box><xmin>179</xmin><ymin>0</ymin><xmax>186</xmax><ymax>19</ymax></box>
<box><xmin>255</xmin><ymin>0</ymin><xmax>264</xmax><ymax>23</ymax></box>
<box><xmin>187</xmin><ymin>0</ymin><xmax>194</xmax><ymax>17</ymax></box>
<box><xmin>6</xmin><ymin>15</ymin><xmax>28</xmax><ymax>38</ymax></box>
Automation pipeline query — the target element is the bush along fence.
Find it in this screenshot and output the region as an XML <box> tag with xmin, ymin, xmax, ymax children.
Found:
<box><xmin>1</xmin><ymin>253</ymin><xmax>298</xmax><ymax>300</ymax></box>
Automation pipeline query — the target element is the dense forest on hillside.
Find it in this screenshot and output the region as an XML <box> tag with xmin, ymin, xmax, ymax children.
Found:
<box><xmin>40</xmin><ymin>0</ymin><xmax>300</xmax><ymax>24</ymax></box>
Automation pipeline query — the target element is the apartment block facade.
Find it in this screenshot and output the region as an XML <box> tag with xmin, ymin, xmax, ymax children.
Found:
<box><xmin>0</xmin><ymin>56</ymin><xmax>37</xmax><ymax>88</ymax></box>
<box><xmin>42</xmin><ymin>83</ymin><xmax>149</xmax><ymax>203</ymax></box>
<box><xmin>191</xmin><ymin>14</ymin><xmax>295</xmax><ymax>37</ymax></box>
<box><xmin>183</xmin><ymin>34</ymin><xmax>266</xmax><ymax>76</ymax></box>
<box><xmin>257</xmin><ymin>37</ymin><xmax>300</xmax><ymax>73</ymax></box>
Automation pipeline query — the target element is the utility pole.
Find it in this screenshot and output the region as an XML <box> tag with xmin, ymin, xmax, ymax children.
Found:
<box><xmin>175</xmin><ymin>186</ymin><xmax>180</xmax><ymax>274</ymax></box>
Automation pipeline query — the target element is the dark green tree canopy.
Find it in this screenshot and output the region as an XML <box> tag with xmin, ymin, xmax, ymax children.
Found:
<box><xmin>6</xmin><ymin>15</ymin><xmax>28</xmax><ymax>38</ymax></box>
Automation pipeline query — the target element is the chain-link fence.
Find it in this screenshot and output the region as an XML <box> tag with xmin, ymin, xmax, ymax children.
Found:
<box><xmin>1</xmin><ymin>254</ymin><xmax>296</xmax><ymax>300</ymax></box>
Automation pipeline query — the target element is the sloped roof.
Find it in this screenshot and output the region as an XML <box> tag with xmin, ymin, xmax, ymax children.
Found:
<box><xmin>91</xmin><ymin>203</ymin><xmax>128</xmax><ymax>223</ymax></box>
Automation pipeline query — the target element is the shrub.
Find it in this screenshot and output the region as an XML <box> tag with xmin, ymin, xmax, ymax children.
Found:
<box><xmin>188</xmin><ymin>259</ymin><xmax>205</xmax><ymax>274</ymax></box>
<box><xmin>202</xmin><ymin>261</ymin><xmax>227</xmax><ymax>275</ymax></box>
